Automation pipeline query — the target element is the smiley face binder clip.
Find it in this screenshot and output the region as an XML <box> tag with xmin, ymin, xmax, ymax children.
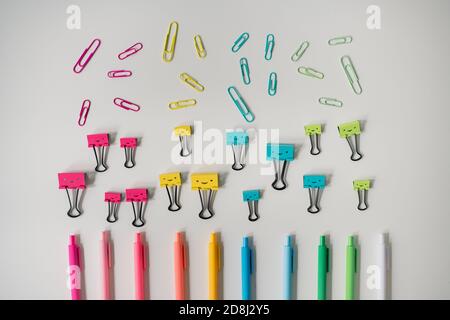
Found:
<box><xmin>226</xmin><ymin>131</ymin><xmax>249</xmax><ymax>171</ymax></box>
<box><xmin>267</xmin><ymin>144</ymin><xmax>295</xmax><ymax>190</ymax></box>
<box><xmin>159</xmin><ymin>172</ymin><xmax>182</xmax><ymax>212</ymax></box>
<box><xmin>243</xmin><ymin>190</ymin><xmax>261</xmax><ymax>222</ymax></box>
<box><xmin>304</xmin><ymin>124</ymin><xmax>322</xmax><ymax>155</ymax></box>
<box><xmin>87</xmin><ymin>133</ymin><xmax>109</xmax><ymax>172</ymax></box>
<box><xmin>120</xmin><ymin>137</ymin><xmax>137</xmax><ymax>168</ymax></box>
<box><xmin>105</xmin><ymin>192</ymin><xmax>122</xmax><ymax>223</ymax></box>
<box><xmin>338</xmin><ymin>121</ymin><xmax>363</xmax><ymax>161</ymax></box>
<box><xmin>303</xmin><ymin>175</ymin><xmax>326</xmax><ymax>214</ymax></box>
<box><xmin>174</xmin><ymin>126</ymin><xmax>192</xmax><ymax>157</ymax></box>
<box><xmin>353</xmin><ymin>180</ymin><xmax>371</xmax><ymax>211</ymax></box>
<box><xmin>191</xmin><ymin>173</ymin><xmax>219</xmax><ymax>220</ymax></box>
<box><xmin>58</xmin><ymin>173</ymin><xmax>86</xmax><ymax>218</ymax></box>
<box><xmin>126</xmin><ymin>188</ymin><xmax>148</xmax><ymax>227</ymax></box>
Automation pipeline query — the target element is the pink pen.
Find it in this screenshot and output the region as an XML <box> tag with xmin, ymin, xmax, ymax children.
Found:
<box><xmin>101</xmin><ymin>231</ymin><xmax>112</xmax><ymax>300</ymax></box>
<box><xmin>174</xmin><ymin>232</ymin><xmax>187</xmax><ymax>300</ymax></box>
<box><xmin>68</xmin><ymin>234</ymin><xmax>82</xmax><ymax>300</ymax></box>
<box><xmin>134</xmin><ymin>232</ymin><xmax>147</xmax><ymax>300</ymax></box>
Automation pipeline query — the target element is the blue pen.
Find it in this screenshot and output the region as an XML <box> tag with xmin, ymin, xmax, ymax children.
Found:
<box><xmin>241</xmin><ymin>236</ymin><xmax>253</xmax><ymax>300</ymax></box>
<box><xmin>284</xmin><ymin>235</ymin><xmax>294</xmax><ymax>299</ymax></box>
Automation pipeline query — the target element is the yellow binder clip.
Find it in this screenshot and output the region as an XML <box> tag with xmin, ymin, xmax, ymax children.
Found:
<box><xmin>162</xmin><ymin>21</ymin><xmax>178</xmax><ymax>62</ymax></box>
<box><xmin>174</xmin><ymin>125</ymin><xmax>192</xmax><ymax>157</ymax></box>
<box><xmin>191</xmin><ymin>173</ymin><xmax>219</xmax><ymax>220</ymax></box>
<box><xmin>168</xmin><ymin>99</ymin><xmax>197</xmax><ymax>110</ymax></box>
<box><xmin>160</xmin><ymin>172</ymin><xmax>182</xmax><ymax>212</ymax></box>
<box><xmin>194</xmin><ymin>35</ymin><xmax>207</xmax><ymax>58</ymax></box>
<box><xmin>180</xmin><ymin>72</ymin><xmax>205</xmax><ymax>92</ymax></box>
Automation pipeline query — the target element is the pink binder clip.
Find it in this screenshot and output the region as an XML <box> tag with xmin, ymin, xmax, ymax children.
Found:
<box><xmin>126</xmin><ymin>188</ymin><xmax>148</xmax><ymax>227</ymax></box>
<box><xmin>105</xmin><ymin>192</ymin><xmax>122</xmax><ymax>223</ymax></box>
<box><xmin>73</xmin><ymin>38</ymin><xmax>101</xmax><ymax>74</ymax></box>
<box><xmin>118</xmin><ymin>42</ymin><xmax>143</xmax><ymax>60</ymax></box>
<box><xmin>87</xmin><ymin>133</ymin><xmax>110</xmax><ymax>172</ymax></box>
<box><xmin>114</xmin><ymin>98</ymin><xmax>141</xmax><ymax>112</ymax></box>
<box><xmin>58</xmin><ymin>172</ymin><xmax>86</xmax><ymax>218</ymax></box>
<box><xmin>77</xmin><ymin>99</ymin><xmax>91</xmax><ymax>126</ymax></box>
<box><xmin>107</xmin><ymin>70</ymin><xmax>133</xmax><ymax>78</ymax></box>
<box><xmin>120</xmin><ymin>137</ymin><xmax>138</xmax><ymax>168</ymax></box>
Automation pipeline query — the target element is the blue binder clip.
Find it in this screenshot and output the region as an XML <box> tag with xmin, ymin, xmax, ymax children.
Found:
<box><xmin>227</xmin><ymin>86</ymin><xmax>255</xmax><ymax>123</ymax></box>
<box><xmin>231</xmin><ymin>32</ymin><xmax>250</xmax><ymax>53</ymax></box>
<box><xmin>264</xmin><ymin>34</ymin><xmax>275</xmax><ymax>60</ymax></box>
<box><xmin>268</xmin><ymin>72</ymin><xmax>277</xmax><ymax>96</ymax></box>
<box><xmin>226</xmin><ymin>131</ymin><xmax>249</xmax><ymax>171</ymax></box>
<box><xmin>243</xmin><ymin>190</ymin><xmax>261</xmax><ymax>222</ymax></box>
<box><xmin>240</xmin><ymin>58</ymin><xmax>251</xmax><ymax>85</ymax></box>
<box><xmin>266</xmin><ymin>144</ymin><xmax>294</xmax><ymax>191</ymax></box>
<box><xmin>303</xmin><ymin>175</ymin><xmax>326</xmax><ymax>214</ymax></box>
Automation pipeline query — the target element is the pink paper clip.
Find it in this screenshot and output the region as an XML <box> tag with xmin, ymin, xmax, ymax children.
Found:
<box><xmin>73</xmin><ymin>38</ymin><xmax>101</xmax><ymax>74</ymax></box>
<box><xmin>118</xmin><ymin>42</ymin><xmax>143</xmax><ymax>60</ymax></box>
<box><xmin>87</xmin><ymin>133</ymin><xmax>110</xmax><ymax>172</ymax></box>
<box><xmin>120</xmin><ymin>137</ymin><xmax>138</xmax><ymax>168</ymax></box>
<box><xmin>105</xmin><ymin>192</ymin><xmax>122</xmax><ymax>223</ymax></box>
<box><xmin>77</xmin><ymin>99</ymin><xmax>91</xmax><ymax>126</ymax></box>
<box><xmin>114</xmin><ymin>98</ymin><xmax>141</xmax><ymax>112</ymax></box>
<box><xmin>126</xmin><ymin>188</ymin><xmax>148</xmax><ymax>227</ymax></box>
<box><xmin>58</xmin><ymin>173</ymin><xmax>86</xmax><ymax>218</ymax></box>
<box><xmin>107</xmin><ymin>70</ymin><xmax>133</xmax><ymax>78</ymax></box>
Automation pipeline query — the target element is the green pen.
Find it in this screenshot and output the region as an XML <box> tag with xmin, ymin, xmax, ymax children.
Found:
<box><xmin>317</xmin><ymin>235</ymin><xmax>329</xmax><ymax>300</ymax></box>
<box><xmin>345</xmin><ymin>235</ymin><xmax>357</xmax><ymax>300</ymax></box>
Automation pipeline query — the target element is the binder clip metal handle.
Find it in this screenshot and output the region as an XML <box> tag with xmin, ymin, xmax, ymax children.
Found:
<box><xmin>131</xmin><ymin>202</ymin><xmax>145</xmax><ymax>227</ymax></box>
<box><xmin>346</xmin><ymin>135</ymin><xmax>363</xmax><ymax>161</ymax></box>
<box><xmin>92</xmin><ymin>146</ymin><xmax>108</xmax><ymax>172</ymax></box>
<box><xmin>247</xmin><ymin>201</ymin><xmax>259</xmax><ymax>222</ymax></box>
<box><xmin>309</xmin><ymin>134</ymin><xmax>321</xmax><ymax>155</ymax></box>
<box><xmin>179</xmin><ymin>136</ymin><xmax>191</xmax><ymax>157</ymax></box>
<box><xmin>307</xmin><ymin>188</ymin><xmax>321</xmax><ymax>214</ymax></box>
<box><xmin>357</xmin><ymin>189</ymin><xmax>369</xmax><ymax>211</ymax></box>
<box><xmin>165</xmin><ymin>186</ymin><xmax>182</xmax><ymax>212</ymax></box>
<box><xmin>106</xmin><ymin>202</ymin><xmax>119</xmax><ymax>222</ymax></box>
<box><xmin>124</xmin><ymin>147</ymin><xmax>136</xmax><ymax>168</ymax></box>
<box><xmin>198</xmin><ymin>190</ymin><xmax>215</xmax><ymax>220</ymax></box>
<box><xmin>231</xmin><ymin>144</ymin><xmax>246</xmax><ymax>171</ymax></box>
<box><xmin>65</xmin><ymin>188</ymin><xmax>82</xmax><ymax>218</ymax></box>
<box><xmin>271</xmin><ymin>160</ymin><xmax>288</xmax><ymax>191</ymax></box>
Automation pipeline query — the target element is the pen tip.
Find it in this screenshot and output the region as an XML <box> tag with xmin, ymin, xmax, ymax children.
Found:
<box><xmin>175</xmin><ymin>232</ymin><xmax>183</xmax><ymax>242</ymax></box>
<box><xmin>210</xmin><ymin>232</ymin><xmax>217</xmax><ymax>242</ymax></box>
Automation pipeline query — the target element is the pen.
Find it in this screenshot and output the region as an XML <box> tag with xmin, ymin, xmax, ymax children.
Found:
<box><xmin>283</xmin><ymin>235</ymin><xmax>294</xmax><ymax>300</ymax></box>
<box><xmin>174</xmin><ymin>232</ymin><xmax>187</xmax><ymax>300</ymax></box>
<box><xmin>208</xmin><ymin>232</ymin><xmax>221</xmax><ymax>300</ymax></box>
<box><xmin>134</xmin><ymin>232</ymin><xmax>146</xmax><ymax>300</ymax></box>
<box><xmin>68</xmin><ymin>234</ymin><xmax>81</xmax><ymax>300</ymax></box>
<box><xmin>241</xmin><ymin>236</ymin><xmax>253</xmax><ymax>300</ymax></box>
<box><xmin>317</xmin><ymin>235</ymin><xmax>329</xmax><ymax>300</ymax></box>
<box><xmin>345</xmin><ymin>235</ymin><xmax>357</xmax><ymax>300</ymax></box>
<box><xmin>377</xmin><ymin>233</ymin><xmax>389</xmax><ymax>300</ymax></box>
<box><xmin>101</xmin><ymin>231</ymin><xmax>112</xmax><ymax>300</ymax></box>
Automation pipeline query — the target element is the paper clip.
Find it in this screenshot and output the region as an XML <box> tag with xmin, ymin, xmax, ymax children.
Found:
<box><xmin>303</xmin><ymin>175</ymin><xmax>326</xmax><ymax>214</ymax></box>
<box><xmin>341</xmin><ymin>55</ymin><xmax>362</xmax><ymax>95</ymax></box>
<box><xmin>304</xmin><ymin>124</ymin><xmax>322</xmax><ymax>155</ymax></box>
<box><xmin>265</xmin><ymin>34</ymin><xmax>275</xmax><ymax>61</ymax></box>
<box><xmin>87</xmin><ymin>133</ymin><xmax>110</xmax><ymax>172</ymax></box>
<box><xmin>239</xmin><ymin>58</ymin><xmax>251</xmax><ymax>85</ymax></box>
<box><xmin>268</xmin><ymin>72</ymin><xmax>277</xmax><ymax>96</ymax></box>
<box><xmin>168</xmin><ymin>99</ymin><xmax>197</xmax><ymax>110</ymax></box>
<box><xmin>58</xmin><ymin>172</ymin><xmax>86</xmax><ymax>218</ymax></box>
<box><xmin>73</xmin><ymin>38</ymin><xmax>101</xmax><ymax>73</ymax></box>
<box><xmin>338</xmin><ymin>120</ymin><xmax>363</xmax><ymax>161</ymax></box>
<box><xmin>113</xmin><ymin>97</ymin><xmax>141</xmax><ymax>112</ymax></box>
<box><xmin>319</xmin><ymin>97</ymin><xmax>343</xmax><ymax>108</ymax></box>
<box><xmin>174</xmin><ymin>125</ymin><xmax>192</xmax><ymax>157</ymax></box>
<box><xmin>120</xmin><ymin>137</ymin><xmax>137</xmax><ymax>168</ymax></box>
<box><xmin>77</xmin><ymin>99</ymin><xmax>91</xmax><ymax>126</ymax></box>
<box><xmin>226</xmin><ymin>131</ymin><xmax>249</xmax><ymax>171</ymax></box>
<box><xmin>227</xmin><ymin>86</ymin><xmax>255</xmax><ymax>123</ymax></box>
<box><xmin>266</xmin><ymin>144</ymin><xmax>295</xmax><ymax>191</ymax></box>
<box><xmin>291</xmin><ymin>41</ymin><xmax>309</xmax><ymax>62</ymax></box>
<box><xmin>180</xmin><ymin>73</ymin><xmax>205</xmax><ymax>92</ymax></box>
<box><xmin>105</xmin><ymin>192</ymin><xmax>122</xmax><ymax>223</ymax></box>
<box><xmin>328</xmin><ymin>36</ymin><xmax>352</xmax><ymax>46</ymax></box>
<box><xmin>194</xmin><ymin>35</ymin><xmax>207</xmax><ymax>58</ymax></box>
<box><xmin>159</xmin><ymin>172</ymin><xmax>182</xmax><ymax>212</ymax></box>
<box><xmin>126</xmin><ymin>188</ymin><xmax>148</xmax><ymax>227</ymax></box>
<box><xmin>298</xmin><ymin>66</ymin><xmax>324</xmax><ymax>79</ymax></box>
<box><xmin>243</xmin><ymin>190</ymin><xmax>261</xmax><ymax>222</ymax></box>
<box><xmin>353</xmin><ymin>180</ymin><xmax>370</xmax><ymax>211</ymax></box>
<box><xmin>107</xmin><ymin>70</ymin><xmax>132</xmax><ymax>78</ymax></box>
<box><xmin>191</xmin><ymin>173</ymin><xmax>219</xmax><ymax>220</ymax></box>
<box><xmin>162</xmin><ymin>21</ymin><xmax>178</xmax><ymax>62</ymax></box>
<box><xmin>118</xmin><ymin>42</ymin><xmax>143</xmax><ymax>60</ymax></box>
<box><xmin>231</xmin><ymin>32</ymin><xmax>249</xmax><ymax>53</ymax></box>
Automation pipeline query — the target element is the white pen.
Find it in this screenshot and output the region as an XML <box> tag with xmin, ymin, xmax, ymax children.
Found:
<box><xmin>376</xmin><ymin>233</ymin><xmax>390</xmax><ymax>300</ymax></box>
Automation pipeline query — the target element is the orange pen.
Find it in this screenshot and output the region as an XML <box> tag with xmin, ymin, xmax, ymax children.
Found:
<box><xmin>174</xmin><ymin>232</ymin><xmax>187</xmax><ymax>300</ymax></box>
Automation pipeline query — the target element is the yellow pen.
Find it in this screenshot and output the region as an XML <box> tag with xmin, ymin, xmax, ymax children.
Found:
<box><xmin>208</xmin><ymin>232</ymin><xmax>221</xmax><ymax>299</ymax></box>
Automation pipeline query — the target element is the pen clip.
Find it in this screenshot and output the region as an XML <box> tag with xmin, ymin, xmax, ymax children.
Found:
<box><xmin>182</xmin><ymin>241</ymin><xmax>187</xmax><ymax>270</ymax></box>
<box><xmin>107</xmin><ymin>241</ymin><xmax>112</xmax><ymax>269</ymax></box>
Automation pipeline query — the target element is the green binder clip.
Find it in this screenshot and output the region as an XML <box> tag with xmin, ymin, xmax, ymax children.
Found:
<box><xmin>341</xmin><ymin>55</ymin><xmax>362</xmax><ymax>94</ymax></box>
<box><xmin>304</xmin><ymin>124</ymin><xmax>322</xmax><ymax>155</ymax></box>
<box><xmin>328</xmin><ymin>36</ymin><xmax>352</xmax><ymax>46</ymax></box>
<box><xmin>319</xmin><ymin>97</ymin><xmax>343</xmax><ymax>108</ymax></box>
<box><xmin>268</xmin><ymin>72</ymin><xmax>277</xmax><ymax>96</ymax></box>
<box><xmin>353</xmin><ymin>180</ymin><xmax>370</xmax><ymax>211</ymax></box>
<box><xmin>265</xmin><ymin>34</ymin><xmax>275</xmax><ymax>60</ymax></box>
<box><xmin>291</xmin><ymin>41</ymin><xmax>309</xmax><ymax>62</ymax></box>
<box><xmin>227</xmin><ymin>86</ymin><xmax>255</xmax><ymax>123</ymax></box>
<box><xmin>338</xmin><ymin>120</ymin><xmax>363</xmax><ymax>161</ymax></box>
<box><xmin>231</xmin><ymin>32</ymin><xmax>249</xmax><ymax>53</ymax></box>
<box><xmin>240</xmin><ymin>58</ymin><xmax>251</xmax><ymax>85</ymax></box>
<box><xmin>298</xmin><ymin>66</ymin><xmax>324</xmax><ymax>79</ymax></box>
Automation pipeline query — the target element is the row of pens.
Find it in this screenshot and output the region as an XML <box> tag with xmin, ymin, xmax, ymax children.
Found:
<box><xmin>67</xmin><ymin>232</ymin><xmax>390</xmax><ymax>300</ymax></box>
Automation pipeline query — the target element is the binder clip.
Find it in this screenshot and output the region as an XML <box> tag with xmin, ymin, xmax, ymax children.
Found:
<box><xmin>243</xmin><ymin>190</ymin><xmax>261</xmax><ymax>222</ymax></box>
<box><xmin>231</xmin><ymin>32</ymin><xmax>249</xmax><ymax>53</ymax></box>
<box><xmin>227</xmin><ymin>86</ymin><xmax>255</xmax><ymax>123</ymax></box>
<box><xmin>120</xmin><ymin>137</ymin><xmax>137</xmax><ymax>168</ymax></box>
<box><xmin>126</xmin><ymin>188</ymin><xmax>148</xmax><ymax>227</ymax></box>
<box><xmin>105</xmin><ymin>192</ymin><xmax>122</xmax><ymax>223</ymax></box>
<box><xmin>226</xmin><ymin>131</ymin><xmax>249</xmax><ymax>171</ymax></box>
<box><xmin>58</xmin><ymin>172</ymin><xmax>86</xmax><ymax>218</ymax></box>
<box><xmin>159</xmin><ymin>172</ymin><xmax>182</xmax><ymax>212</ymax></box>
<box><xmin>264</xmin><ymin>34</ymin><xmax>275</xmax><ymax>61</ymax></box>
<box><xmin>266</xmin><ymin>144</ymin><xmax>294</xmax><ymax>191</ymax></box>
<box><xmin>118</xmin><ymin>42</ymin><xmax>143</xmax><ymax>60</ymax></box>
<box><xmin>303</xmin><ymin>175</ymin><xmax>326</xmax><ymax>214</ymax></box>
<box><xmin>338</xmin><ymin>120</ymin><xmax>363</xmax><ymax>161</ymax></box>
<box><xmin>268</xmin><ymin>72</ymin><xmax>277</xmax><ymax>96</ymax></box>
<box><xmin>194</xmin><ymin>35</ymin><xmax>207</xmax><ymax>58</ymax></box>
<box><xmin>191</xmin><ymin>173</ymin><xmax>219</xmax><ymax>220</ymax></box>
<box><xmin>87</xmin><ymin>133</ymin><xmax>110</xmax><ymax>172</ymax></box>
<box><xmin>304</xmin><ymin>124</ymin><xmax>322</xmax><ymax>155</ymax></box>
<box><xmin>341</xmin><ymin>55</ymin><xmax>362</xmax><ymax>95</ymax></box>
<box><xmin>73</xmin><ymin>38</ymin><xmax>101</xmax><ymax>73</ymax></box>
<box><xmin>77</xmin><ymin>99</ymin><xmax>91</xmax><ymax>126</ymax></box>
<box><xmin>240</xmin><ymin>58</ymin><xmax>251</xmax><ymax>85</ymax></box>
<box><xmin>162</xmin><ymin>21</ymin><xmax>178</xmax><ymax>62</ymax></box>
<box><xmin>353</xmin><ymin>180</ymin><xmax>370</xmax><ymax>211</ymax></box>
<box><xmin>174</xmin><ymin>125</ymin><xmax>192</xmax><ymax>157</ymax></box>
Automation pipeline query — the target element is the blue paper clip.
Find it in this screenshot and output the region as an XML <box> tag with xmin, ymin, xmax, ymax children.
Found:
<box><xmin>227</xmin><ymin>86</ymin><xmax>255</xmax><ymax>123</ymax></box>
<box><xmin>240</xmin><ymin>58</ymin><xmax>251</xmax><ymax>85</ymax></box>
<box><xmin>268</xmin><ymin>72</ymin><xmax>277</xmax><ymax>96</ymax></box>
<box><xmin>243</xmin><ymin>190</ymin><xmax>261</xmax><ymax>222</ymax></box>
<box><xmin>303</xmin><ymin>175</ymin><xmax>326</xmax><ymax>214</ymax></box>
<box><xmin>231</xmin><ymin>32</ymin><xmax>250</xmax><ymax>53</ymax></box>
<box><xmin>265</xmin><ymin>34</ymin><xmax>275</xmax><ymax>60</ymax></box>
<box><xmin>226</xmin><ymin>131</ymin><xmax>249</xmax><ymax>171</ymax></box>
<box><xmin>266</xmin><ymin>144</ymin><xmax>294</xmax><ymax>191</ymax></box>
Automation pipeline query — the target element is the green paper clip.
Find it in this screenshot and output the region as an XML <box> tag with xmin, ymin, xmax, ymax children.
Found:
<box><xmin>268</xmin><ymin>72</ymin><xmax>277</xmax><ymax>96</ymax></box>
<box><xmin>319</xmin><ymin>97</ymin><xmax>343</xmax><ymax>108</ymax></box>
<box><xmin>338</xmin><ymin>120</ymin><xmax>363</xmax><ymax>161</ymax></box>
<box><xmin>304</xmin><ymin>124</ymin><xmax>322</xmax><ymax>155</ymax></box>
<box><xmin>341</xmin><ymin>55</ymin><xmax>362</xmax><ymax>95</ymax></box>
<box><xmin>240</xmin><ymin>58</ymin><xmax>251</xmax><ymax>85</ymax></box>
<box><xmin>227</xmin><ymin>86</ymin><xmax>255</xmax><ymax>123</ymax></box>
<box><xmin>265</xmin><ymin>34</ymin><xmax>275</xmax><ymax>60</ymax></box>
<box><xmin>353</xmin><ymin>180</ymin><xmax>371</xmax><ymax>211</ymax></box>
<box><xmin>231</xmin><ymin>32</ymin><xmax>249</xmax><ymax>53</ymax></box>
<box><xmin>291</xmin><ymin>41</ymin><xmax>309</xmax><ymax>62</ymax></box>
<box><xmin>328</xmin><ymin>36</ymin><xmax>352</xmax><ymax>46</ymax></box>
<box><xmin>298</xmin><ymin>66</ymin><xmax>324</xmax><ymax>79</ymax></box>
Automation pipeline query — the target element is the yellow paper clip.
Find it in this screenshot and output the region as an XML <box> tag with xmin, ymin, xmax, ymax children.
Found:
<box><xmin>168</xmin><ymin>99</ymin><xmax>197</xmax><ymax>110</ymax></box>
<box><xmin>162</xmin><ymin>21</ymin><xmax>178</xmax><ymax>62</ymax></box>
<box><xmin>191</xmin><ymin>173</ymin><xmax>219</xmax><ymax>219</ymax></box>
<box><xmin>160</xmin><ymin>172</ymin><xmax>182</xmax><ymax>211</ymax></box>
<box><xmin>174</xmin><ymin>126</ymin><xmax>192</xmax><ymax>157</ymax></box>
<box><xmin>194</xmin><ymin>35</ymin><xmax>207</xmax><ymax>58</ymax></box>
<box><xmin>180</xmin><ymin>73</ymin><xmax>205</xmax><ymax>92</ymax></box>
